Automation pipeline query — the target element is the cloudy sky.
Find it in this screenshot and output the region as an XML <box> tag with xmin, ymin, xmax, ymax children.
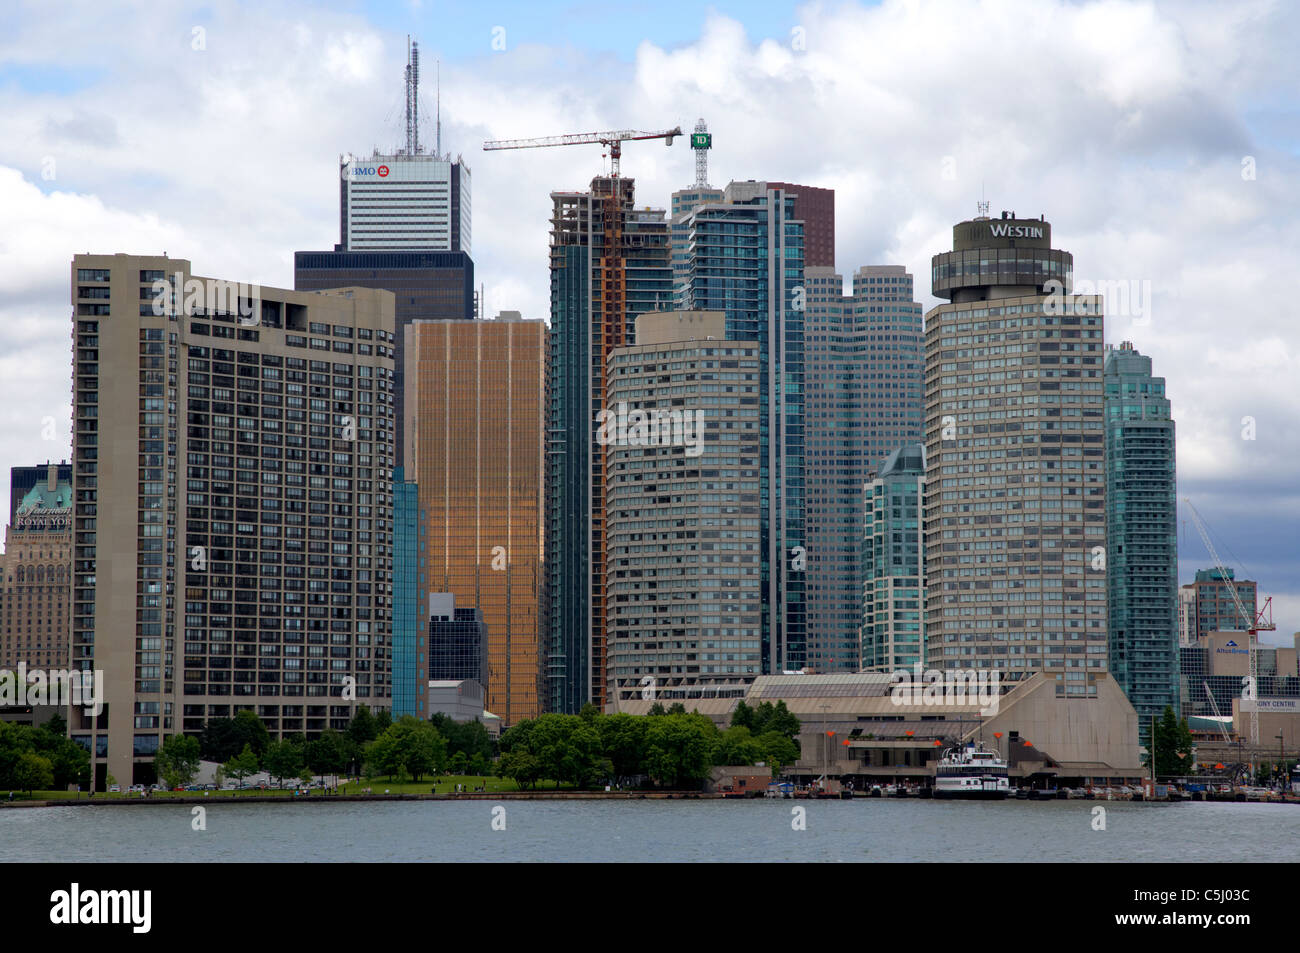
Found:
<box><xmin>1</xmin><ymin>0</ymin><xmax>1297</xmax><ymax>641</ymax></box>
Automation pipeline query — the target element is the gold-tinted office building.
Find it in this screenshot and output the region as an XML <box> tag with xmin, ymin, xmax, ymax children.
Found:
<box><xmin>404</xmin><ymin>315</ymin><xmax>545</xmax><ymax>723</ymax></box>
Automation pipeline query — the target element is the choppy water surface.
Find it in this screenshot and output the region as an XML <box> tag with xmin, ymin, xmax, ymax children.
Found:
<box><xmin>2</xmin><ymin>798</ymin><xmax>1295</xmax><ymax>862</ymax></box>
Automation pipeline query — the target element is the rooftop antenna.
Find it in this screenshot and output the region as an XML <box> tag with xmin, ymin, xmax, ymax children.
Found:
<box><xmin>977</xmin><ymin>183</ymin><xmax>989</xmax><ymax>219</ymax></box>
<box><xmin>405</xmin><ymin>37</ymin><xmax>420</xmax><ymax>156</ymax></box>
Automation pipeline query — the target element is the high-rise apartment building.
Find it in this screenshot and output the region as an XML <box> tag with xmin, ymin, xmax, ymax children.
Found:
<box><xmin>405</xmin><ymin>315</ymin><xmax>545</xmax><ymax>724</ymax></box>
<box><xmin>1181</xmin><ymin>568</ymin><xmax>1258</xmax><ymax>640</ymax></box>
<box><xmin>861</xmin><ymin>444</ymin><xmax>925</xmax><ymax>672</ymax></box>
<box><xmin>605</xmin><ymin>311</ymin><xmax>763</xmax><ymax>703</ymax></box>
<box><xmin>804</xmin><ymin>265</ymin><xmax>923</xmax><ymax>671</ymax></box>
<box><xmin>670</xmin><ymin>186</ymin><xmax>725</xmax><ymax>302</ymax></box>
<box><xmin>0</xmin><ymin>463</ymin><xmax>72</xmax><ymax>671</ymax></box>
<box><xmin>546</xmin><ymin>177</ymin><xmax>672</xmax><ymax>713</ymax></box>
<box><xmin>923</xmin><ymin>212</ymin><xmax>1108</xmax><ymax>691</ymax></box>
<box><xmin>676</xmin><ymin>181</ymin><xmax>806</xmax><ymax>676</ymax></box>
<box><xmin>1104</xmin><ymin>341</ymin><xmax>1179</xmax><ymax>727</ymax></box>
<box><xmin>71</xmin><ymin>254</ymin><xmax>396</xmax><ymax>788</ymax></box>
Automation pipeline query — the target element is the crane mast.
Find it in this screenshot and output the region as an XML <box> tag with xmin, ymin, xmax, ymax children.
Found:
<box><xmin>1184</xmin><ymin>498</ymin><xmax>1275</xmax><ymax>751</ymax></box>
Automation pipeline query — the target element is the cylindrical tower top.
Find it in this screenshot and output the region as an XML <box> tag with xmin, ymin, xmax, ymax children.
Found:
<box><xmin>931</xmin><ymin>209</ymin><xmax>1072</xmax><ymax>302</ymax></box>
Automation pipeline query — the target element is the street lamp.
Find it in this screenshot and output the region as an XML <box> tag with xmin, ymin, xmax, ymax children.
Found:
<box><xmin>1275</xmin><ymin>734</ymin><xmax>1285</xmax><ymax>791</ymax></box>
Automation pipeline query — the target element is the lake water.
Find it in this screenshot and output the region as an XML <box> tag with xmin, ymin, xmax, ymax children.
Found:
<box><xmin>2</xmin><ymin>798</ymin><xmax>1296</xmax><ymax>862</ymax></box>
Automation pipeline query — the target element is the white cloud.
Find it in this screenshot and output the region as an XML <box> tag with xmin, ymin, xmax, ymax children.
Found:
<box><xmin>0</xmin><ymin>0</ymin><xmax>1297</xmax><ymax>631</ymax></box>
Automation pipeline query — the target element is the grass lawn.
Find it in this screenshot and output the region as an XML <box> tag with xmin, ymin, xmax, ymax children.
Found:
<box><xmin>339</xmin><ymin>775</ymin><xmax>576</xmax><ymax>795</ymax></box>
<box><xmin>3</xmin><ymin>775</ymin><xmax>579</xmax><ymax>802</ymax></box>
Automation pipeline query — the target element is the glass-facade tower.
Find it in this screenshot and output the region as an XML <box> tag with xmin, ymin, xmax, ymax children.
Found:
<box><xmin>677</xmin><ymin>181</ymin><xmax>806</xmax><ymax>674</ymax></box>
<box><xmin>1104</xmin><ymin>341</ymin><xmax>1179</xmax><ymax>731</ymax></box>
<box><xmin>546</xmin><ymin>177</ymin><xmax>672</xmax><ymax>712</ymax></box>
<box><xmin>805</xmin><ymin>265</ymin><xmax>923</xmax><ymax>671</ymax></box>
<box><xmin>861</xmin><ymin>444</ymin><xmax>926</xmax><ymax>672</ymax></box>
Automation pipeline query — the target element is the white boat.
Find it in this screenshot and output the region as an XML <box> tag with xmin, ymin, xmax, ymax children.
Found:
<box><xmin>933</xmin><ymin>742</ymin><xmax>1010</xmax><ymax>800</ymax></box>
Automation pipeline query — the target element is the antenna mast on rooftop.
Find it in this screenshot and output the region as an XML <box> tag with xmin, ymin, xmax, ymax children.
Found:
<box><xmin>405</xmin><ymin>37</ymin><xmax>421</xmax><ymax>156</ymax></box>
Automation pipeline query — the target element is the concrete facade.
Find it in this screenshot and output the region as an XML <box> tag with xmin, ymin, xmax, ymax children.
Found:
<box><xmin>72</xmin><ymin>254</ymin><xmax>396</xmax><ymax>789</ymax></box>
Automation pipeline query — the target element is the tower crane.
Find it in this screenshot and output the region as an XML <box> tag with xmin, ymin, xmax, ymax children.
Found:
<box><xmin>482</xmin><ymin>127</ymin><xmax>682</xmax><ymax>176</ymax></box>
<box><xmin>1184</xmin><ymin>498</ymin><xmax>1276</xmax><ymax>753</ymax></box>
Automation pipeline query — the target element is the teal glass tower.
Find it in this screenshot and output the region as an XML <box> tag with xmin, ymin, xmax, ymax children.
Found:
<box><xmin>1104</xmin><ymin>342</ymin><xmax>1178</xmax><ymax>732</ymax></box>
<box><xmin>392</xmin><ymin>466</ymin><xmax>420</xmax><ymax>717</ymax></box>
<box><xmin>861</xmin><ymin>444</ymin><xmax>926</xmax><ymax>671</ymax></box>
<box><xmin>677</xmin><ymin>181</ymin><xmax>806</xmax><ymax>673</ymax></box>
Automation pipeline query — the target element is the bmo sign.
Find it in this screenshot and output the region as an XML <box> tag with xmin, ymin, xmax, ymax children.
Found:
<box><xmin>340</xmin><ymin>156</ymin><xmax>392</xmax><ymax>180</ymax></box>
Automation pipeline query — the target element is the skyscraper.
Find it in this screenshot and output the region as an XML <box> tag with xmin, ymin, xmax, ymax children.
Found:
<box><xmin>0</xmin><ymin>463</ymin><xmax>72</xmax><ymax>672</ymax></box>
<box><xmin>861</xmin><ymin>444</ymin><xmax>925</xmax><ymax>672</ymax></box>
<box><xmin>804</xmin><ymin>265</ymin><xmax>923</xmax><ymax>671</ymax></box>
<box><xmin>605</xmin><ymin>311</ymin><xmax>763</xmax><ymax>703</ymax></box>
<box><xmin>923</xmin><ymin>211</ymin><xmax>1108</xmax><ymax>691</ymax></box>
<box><xmin>294</xmin><ymin>250</ymin><xmax>474</xmax><ymax>458</ymax></box>
<box><xmin>340</xmin><ymin>153</ymin><xmax>471</xmax><ymax>253</ymax></box>
<box><xmin>1104</xmin><ymin>341</ymin><xmax>1179</xmax><ymax>728</ymax></box>
<box><xmin>676</xmin><ymin>181</ymin><xmax>806</xmax><ymax>675</ymax></box>
<box><xmin>546</xmin><ymin>177</ymin><xmax>672</xmax><ymax>713</ymax></box>
<box><xmin>406</xmin><ymin>315</ymin><xmax>546</xmax><ymax>724</ymax></box>
<box><xmin>766</xmin><ymin>181</ymin><xmax>835</xmax><ymax>268</ymax></box>
<box><xmin>71</xmin><ymin>255</ymin><xmax>395</xmax><ymax>788</ymax></box>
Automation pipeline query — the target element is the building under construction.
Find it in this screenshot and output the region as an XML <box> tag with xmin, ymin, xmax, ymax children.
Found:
<box><xmin>545</xmin><ymin>176</ymin><xmax>672</xmax><ymax>713</ymax></box>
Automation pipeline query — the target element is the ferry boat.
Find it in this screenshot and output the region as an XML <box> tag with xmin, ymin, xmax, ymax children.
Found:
<box><xmin>933</xmin><ymin>742</ymin><xmax>1010</xmax><ymax>800</ymax></box>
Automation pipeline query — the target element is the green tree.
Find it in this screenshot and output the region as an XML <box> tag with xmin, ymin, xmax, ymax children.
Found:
<box><xmin>13</xmin><ymin>752</ymin><xmax>54</xmax><ymax>793</ymax></box>
<box><xmin>497</xmin><ymin>749</ymin><xmax>543</xmax><ymax>790</ymax></box>
<box><xmin>579</xmin><ymin>702</ymin><xmax>601</xmax><ymax>723</ymax></box>
<box><xmin>305</xmin><ymin>728</ymin><xmax>347</xmax><ymax>779</ymax></box>
<box><xmin>647</xmin><ymin>702</ymin><xmax>666</xmax><ymax>717</ymax></box>
<box><xmin>365</xmin><ymin>731</ymin><xmax>404</xmax><ymax>781</ymax></box>
<box><xmin>1146</xmin><ymin>706</ymin><xmax>1193</xmax><ymax>778</ymax></box>
<box><xmin>730</xmin><ymin>700</ymin><xmax>757</xmax><ymax>732</ymax></box>
<box><xmin>756</xmin><ymin>731</ymin><xmax>800</xmax><ymax>773</ymax></box>
<box><xmin>645</xmin><ymin>713</ymin><xmax>716</xmax><ymax>788</ymax></box>
<box><xmin>231</xmin><ymin>710</ymin><xmax>271</xmax><ymax>757</ymax></box>
<box><xmin>449</xmin><ymin>751</ymin><xmax>469</xmax><ymax>775</ymax></box>
<box><xmin>264</xmin><ymin>739</ymin><xmax>303</xmax><ymax>789</ymax></box>
<box><xmin>347</xmin><ymin>705</ymin><xmax>379</xmax><ymax>747</ymax></box>
<box><xmin>469</xmin><ymin>752</ymin><xmax>489</xmax><ymax>777</ymax></box>
<box><xmin>155</xmin><ymin>734</ymin><xmax>201</xmax><ymax>789</ymax></box>
<box><xmin>713</xmin><ymin>726</ymin><xmax>765</xmax><ymax>767</ymax></box>
<box><xmin>530</xmin><ymin>714</ymin><xmax>603</xmax><ymax>788</ymax></box>
<box><xmin>429</xmin><ymin>714</ymin><xmax>495</xmax><ymax>762</ymax></box>
<box><xmin>223</xmin><ymin>743</ymin><xmax>259</xmax><ymax>788</ymax></box>
<box><xmin>598</xmin><ymin>713</ymin><xmax>648</xmax><ymax>786</ymax></box>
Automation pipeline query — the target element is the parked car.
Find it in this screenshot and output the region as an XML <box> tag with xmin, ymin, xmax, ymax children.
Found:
<box><xmin>108</xmin><ymin>784</ymin><xmax>121</xmax><ymax>793</ymax></box>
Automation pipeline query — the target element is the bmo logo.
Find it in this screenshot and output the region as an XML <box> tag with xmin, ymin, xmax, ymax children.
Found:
<box><xmin>351</xmin><ymin>165</ymin><xmax>390</xmax><ymax>177</ymax></box>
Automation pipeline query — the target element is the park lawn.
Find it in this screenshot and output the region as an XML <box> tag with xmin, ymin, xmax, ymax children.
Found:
<box><xmin>340</xmin><ymin>775</ymin><xmax>524</xmax><ymax>795</ymax></box>
<box><xmin>6</xmin><ymin>775</ymin><xmax>582</xmax><ymax>802</ymax></box>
